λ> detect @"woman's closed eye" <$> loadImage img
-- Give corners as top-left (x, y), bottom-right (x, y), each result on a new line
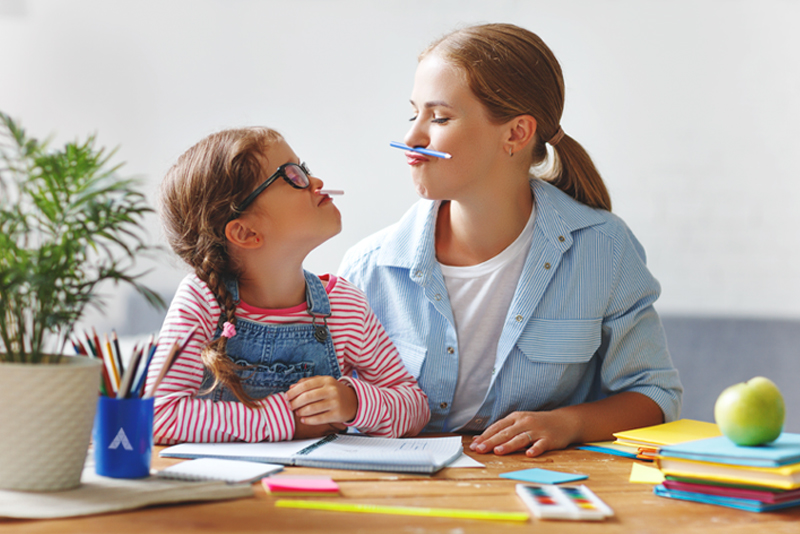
top-left (407, 115), bottom-right (451, 124)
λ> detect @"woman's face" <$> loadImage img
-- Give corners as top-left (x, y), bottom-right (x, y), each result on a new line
top-left (403, 53), bottom-right (508, 201)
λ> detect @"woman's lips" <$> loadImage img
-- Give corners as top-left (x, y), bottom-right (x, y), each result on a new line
top-left (406, 152), bottom-right (429, 165)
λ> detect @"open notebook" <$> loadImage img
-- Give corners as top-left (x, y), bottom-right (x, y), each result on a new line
top-left (160, 435), bottom-right (463, 475)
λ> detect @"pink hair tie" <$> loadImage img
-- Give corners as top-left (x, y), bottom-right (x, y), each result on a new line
top-left (221, 321), bottom-right (237, 339)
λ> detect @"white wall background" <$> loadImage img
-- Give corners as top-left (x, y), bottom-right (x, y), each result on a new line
top-left (2, 0), bottom-right (799, 335)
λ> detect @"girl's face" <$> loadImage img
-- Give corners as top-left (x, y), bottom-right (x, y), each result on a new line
top-left (244, 139), bottom-right (341, 253)
top-left (403, 53), bottom-right (509, 201)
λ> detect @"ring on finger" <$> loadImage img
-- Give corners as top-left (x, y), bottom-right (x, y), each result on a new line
top-left (523, 431), bottom-right (533, 445)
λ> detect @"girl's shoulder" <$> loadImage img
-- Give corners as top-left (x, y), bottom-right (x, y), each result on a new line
top-left (321, 274), bottom-right (371, 312)
top-left (171, 273), bottom-right (221, 314)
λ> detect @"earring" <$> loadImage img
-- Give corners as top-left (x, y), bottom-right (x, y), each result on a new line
top-left (508, 147), bottom-right (514, 157)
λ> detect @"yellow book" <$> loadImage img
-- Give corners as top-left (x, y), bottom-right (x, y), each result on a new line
top-left (613, 419), bottom-right (721, 448)
top-left (657, 457), bottom-right (800, 490)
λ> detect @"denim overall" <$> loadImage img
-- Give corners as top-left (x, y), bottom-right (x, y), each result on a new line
top-left (197, 270), bottom-right (340, 402)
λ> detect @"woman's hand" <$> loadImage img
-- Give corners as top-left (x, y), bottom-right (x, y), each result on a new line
top-left (469, 410), bottom-right (579, 458)
top-left (469, 393), bottom-right (664, 457)
top-left (286, 376), bottom-right (358, 426)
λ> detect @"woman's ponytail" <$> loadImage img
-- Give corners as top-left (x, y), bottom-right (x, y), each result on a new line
top-left (548, 133), bottom-right (611, 211)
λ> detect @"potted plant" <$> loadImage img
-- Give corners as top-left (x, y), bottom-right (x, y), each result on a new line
top-left (0, 111), bottom-right (164, 491)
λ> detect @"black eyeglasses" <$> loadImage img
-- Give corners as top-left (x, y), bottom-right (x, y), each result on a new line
top-left (232, 162), bottom-right (312, 217)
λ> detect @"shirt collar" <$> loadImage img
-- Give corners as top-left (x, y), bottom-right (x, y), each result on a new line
top-left (376, 179), bottom-right (607, 270)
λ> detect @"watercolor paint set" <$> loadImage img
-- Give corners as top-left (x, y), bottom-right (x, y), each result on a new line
top-left (515, 484), bottom-right (614, 521)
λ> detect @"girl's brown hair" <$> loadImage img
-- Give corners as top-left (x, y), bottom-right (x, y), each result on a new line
top-left (159, 127), bottom-right (283, 407)
top-left (422, 23), bottom-right (612, 211)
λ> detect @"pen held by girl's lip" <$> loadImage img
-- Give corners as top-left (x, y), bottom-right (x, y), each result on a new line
top-left (319, 189), bottom-right (344, 196)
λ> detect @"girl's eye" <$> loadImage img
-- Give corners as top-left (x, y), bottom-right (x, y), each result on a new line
top-left (408, 115), bottom-right (418, 122)
top-left (432, 117), bottom-right (451, 124)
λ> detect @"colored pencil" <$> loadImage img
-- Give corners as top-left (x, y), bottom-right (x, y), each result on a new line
top-left (145, 326), bottom-right (198, 398)
top-left (132, 337), bottom-right (158, 398)
top-left (117, 342), bottom-right (144, 399)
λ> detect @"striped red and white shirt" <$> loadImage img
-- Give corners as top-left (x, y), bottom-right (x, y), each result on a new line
top-left (146, 273), bottom-right (430, 444)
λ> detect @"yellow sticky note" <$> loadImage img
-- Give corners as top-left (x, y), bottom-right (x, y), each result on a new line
top-left (629, 462), bottom-right (665, 484)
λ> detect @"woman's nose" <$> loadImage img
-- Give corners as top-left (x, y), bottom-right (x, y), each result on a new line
top-left (404, 118), bottom-right (429, 149)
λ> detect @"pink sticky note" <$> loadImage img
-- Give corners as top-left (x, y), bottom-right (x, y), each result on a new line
top-left (262, 477), bottom-right (339, 493)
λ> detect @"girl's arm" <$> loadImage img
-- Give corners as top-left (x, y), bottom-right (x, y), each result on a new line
top-left (323, 281), bottom-right (431, 438)
top-left (147, 276), bottom-right (296, 444)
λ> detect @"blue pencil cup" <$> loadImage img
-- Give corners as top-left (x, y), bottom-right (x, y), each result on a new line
top-left (93, 396), bottom-right (154, 478)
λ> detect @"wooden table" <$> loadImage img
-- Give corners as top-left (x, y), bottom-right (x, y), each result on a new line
top-left (2, 436), bottom-right (798, 533)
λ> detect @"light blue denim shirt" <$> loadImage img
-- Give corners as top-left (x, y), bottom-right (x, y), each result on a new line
top-left (339, 179), bottom-right (682, 433)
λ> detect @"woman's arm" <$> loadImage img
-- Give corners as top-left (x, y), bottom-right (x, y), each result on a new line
top-left (470, 391), bottom-right (663, 457)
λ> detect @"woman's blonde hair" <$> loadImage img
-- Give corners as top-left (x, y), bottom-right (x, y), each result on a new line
top-left (159, 127), bottom-right (283, 407)
top-left (422, 23), bottom-right (612, 211)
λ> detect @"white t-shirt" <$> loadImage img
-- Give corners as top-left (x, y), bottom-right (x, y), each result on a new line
top-left (439, 206), bottom-right (536, 430)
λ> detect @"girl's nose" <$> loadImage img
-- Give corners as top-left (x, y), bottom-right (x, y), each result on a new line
top-left (309, 175), bottom-right (324, 190)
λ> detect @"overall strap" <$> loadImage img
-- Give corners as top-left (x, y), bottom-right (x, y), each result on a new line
top-left (303, 270), bottom-right (332, 343)
top-left (303, 270), bottom-right (331, 317)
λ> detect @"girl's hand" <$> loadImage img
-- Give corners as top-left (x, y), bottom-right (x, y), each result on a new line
top-left (292, 415), bottom-right (346, 440)
top-left (469, 410), bottom-right (579, 458)
top-left (286, 376), bottom-right (358, 426)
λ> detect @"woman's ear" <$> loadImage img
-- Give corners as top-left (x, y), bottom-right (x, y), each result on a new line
top-left (505, 115), bottom-right (537, 155)
top-left (225, 218), bottom-right (262, 249)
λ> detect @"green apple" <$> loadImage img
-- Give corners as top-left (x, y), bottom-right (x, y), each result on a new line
top-left (714, 376), bottom-right (785, 446)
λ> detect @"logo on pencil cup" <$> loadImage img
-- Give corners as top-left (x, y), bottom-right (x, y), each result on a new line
top-left (108, 428), bottom-right (134, 451)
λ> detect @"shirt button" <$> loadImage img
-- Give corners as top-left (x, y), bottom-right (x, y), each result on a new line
top-left (434, 294), bottom-right (442, 301)
top-left (447, 346), bottom-right (455, 354)
top-left (558, 236), bottom-right (565, 242)
top-left (414, 270), bottom-right (423, 278)
top-left (515, 314), bottom-right (523, 322)
top-left (492, 368), bottom-right (496, 375)
top-left (439, 402), bottom-right (448, 409)
top-left (544, 262), bottom-right (551, 270)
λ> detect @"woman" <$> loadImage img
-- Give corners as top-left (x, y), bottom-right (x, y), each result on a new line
top-left (339, 23), bottom-right (682, 457)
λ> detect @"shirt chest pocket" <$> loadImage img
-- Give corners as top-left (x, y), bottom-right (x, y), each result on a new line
top-left (516, 318), bottom-right (602, 364)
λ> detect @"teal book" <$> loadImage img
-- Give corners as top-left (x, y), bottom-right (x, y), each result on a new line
top-left (654, 484), bottom-right (800, 513)
top-left (658, 433), bottom-right (800, 468)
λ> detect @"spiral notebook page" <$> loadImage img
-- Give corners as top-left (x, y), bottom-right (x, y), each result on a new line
top-left (302, 435), bottom-right (462, 466)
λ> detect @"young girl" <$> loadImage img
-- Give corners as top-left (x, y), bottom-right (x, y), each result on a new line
top-left (148, 127), bottom-right (430, 444)
top-left (340, 23), bottom-right (682, 457)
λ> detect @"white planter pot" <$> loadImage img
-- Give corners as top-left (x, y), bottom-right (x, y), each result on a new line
top-left (0, 357), bottom-right (101, 491)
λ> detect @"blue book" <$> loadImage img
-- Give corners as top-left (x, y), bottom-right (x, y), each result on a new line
top-left (654, 484), bottom-right (800, 513)
top-left (659, 433), bottom-right (800, 468)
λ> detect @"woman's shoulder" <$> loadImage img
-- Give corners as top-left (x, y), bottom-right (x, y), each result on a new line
top-left (340, 199), bottom-right (435, 270)
top-left (533, 179), bottom-right (637, 243)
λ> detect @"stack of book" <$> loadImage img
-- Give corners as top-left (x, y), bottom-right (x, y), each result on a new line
top-left (654, 433), bottom-right (800, 512)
